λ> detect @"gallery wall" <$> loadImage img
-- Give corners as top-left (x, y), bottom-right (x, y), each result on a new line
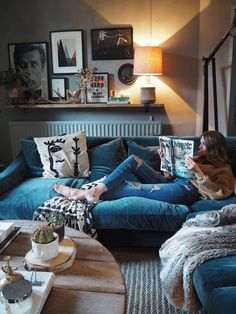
top-left (0, 0), bottom-right (235, 163)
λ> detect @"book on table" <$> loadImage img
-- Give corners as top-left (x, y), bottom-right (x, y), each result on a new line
top-left (0, 221), bottom-right (21, 254)
top-left (159, 136), bottom-right (195, 179)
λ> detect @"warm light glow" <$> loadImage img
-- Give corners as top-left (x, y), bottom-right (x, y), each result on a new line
top-left (133, 46), bottom-right (162, 75)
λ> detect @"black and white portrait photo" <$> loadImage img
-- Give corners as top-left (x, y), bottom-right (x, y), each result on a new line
top-left (8, 42), bottom-right (49, 103)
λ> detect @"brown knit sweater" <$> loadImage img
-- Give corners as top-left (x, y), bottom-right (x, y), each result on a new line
top-left (190, 155), bottom-right (235, 200)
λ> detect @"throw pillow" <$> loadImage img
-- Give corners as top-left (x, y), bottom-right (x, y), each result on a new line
top-left (21, 138), bottom-right (43, 177)
top-left (126, 139), bottom-right (161, 170)
top-left (34, 130), bottom-right (90, 179)
top-left (88, 138), bottom-right (127, 182)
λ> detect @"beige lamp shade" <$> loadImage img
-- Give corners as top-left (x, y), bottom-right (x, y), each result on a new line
top-left (133, 46), bottom-right (162, 75)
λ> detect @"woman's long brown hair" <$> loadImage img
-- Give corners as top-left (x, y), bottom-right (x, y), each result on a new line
top-left (201, 130), bottom-right (229, 163)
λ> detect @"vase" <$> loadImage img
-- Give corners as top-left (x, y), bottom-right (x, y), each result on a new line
top-left (80, 89), bottom-right (87, 104)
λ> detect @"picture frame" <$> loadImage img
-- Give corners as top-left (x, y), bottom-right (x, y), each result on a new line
top-left (51, 77), bottom-right (67, 100)
top-left (50, 30), bottom-right (84, 74)
top-left (91, 27), bottom-right (133, 60)
top-left (86, 72), bottom-right (109, 103)
top-left (8, 42), bottom-right (49, 104)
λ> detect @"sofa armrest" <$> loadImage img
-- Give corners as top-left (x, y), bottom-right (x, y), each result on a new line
top-left (0, 151), bottom-right (27, 195)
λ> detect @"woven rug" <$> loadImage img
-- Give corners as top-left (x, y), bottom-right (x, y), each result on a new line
top-left (110, 247), bottom-right (206, 314)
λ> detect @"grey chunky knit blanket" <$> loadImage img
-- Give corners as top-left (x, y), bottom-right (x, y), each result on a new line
top-left (159, 204), bottom-right (236, 313)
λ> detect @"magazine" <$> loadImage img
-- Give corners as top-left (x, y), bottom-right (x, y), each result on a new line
top-left (159, 136), bottom-right (195, 179)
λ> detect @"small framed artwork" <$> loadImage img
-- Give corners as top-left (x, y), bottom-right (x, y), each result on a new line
top-left (51, 77), bottom-right (67, 100)
top-left (50, 30), bottom-right (84, 74)
top-left (8, 42), bottom-right (49, 104)
top-left (91, 27), bottom-right (133, 60)
top-left (86, 72), bottom-right (109, 103)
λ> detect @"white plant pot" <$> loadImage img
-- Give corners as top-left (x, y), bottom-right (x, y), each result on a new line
top-left (31, 232), bottom-right (59, 261)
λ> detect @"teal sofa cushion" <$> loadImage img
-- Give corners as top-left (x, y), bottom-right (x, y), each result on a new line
top-left (21, 138), bottom-right (43, 177)
top-left (0, 177), bottom-right (88, 220)
top-left (193, 256), bottom-right (236, 312)
top-left (207, 287), bottom-right (236, 314)
top-left (88, 138), bottom-right (126, 182)
top-left (126, 139), bottom-right (161, 170)
top-left (92, 196), bottom-right (189, 232)
top-left (190, 194), bottom-right (236, 212)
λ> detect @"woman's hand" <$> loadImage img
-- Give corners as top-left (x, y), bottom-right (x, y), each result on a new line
top-left (185, 156), bottom-right (205, 180)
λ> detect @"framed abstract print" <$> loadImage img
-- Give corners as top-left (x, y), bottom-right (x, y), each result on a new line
top-left (50, 30), bottom-right (84, 74)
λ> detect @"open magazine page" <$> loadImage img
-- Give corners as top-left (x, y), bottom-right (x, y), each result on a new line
top-left (172, 138), bottom-right (195, 178)
top-left (159, 136), bottom-right (174, 176)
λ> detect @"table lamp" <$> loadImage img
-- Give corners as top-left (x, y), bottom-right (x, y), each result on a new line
top-left (133, 46), bottom-right (162, 106)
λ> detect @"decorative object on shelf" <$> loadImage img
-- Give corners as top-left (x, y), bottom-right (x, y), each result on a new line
top-left (31, 226), bottom-right (59, 261)
top-left (66, 89), bottom-right (80, 103)
top-left (118, 63), bottom-right (137, 85)
top-left (8, 42), bottom-right (49, 104)
top-left (50, 30), bottom-right (84, 74)
top-left (75, 68), bottom-right (95, 104)
top-left (108, 94), bottom-right (130, 104)
top-left (134, 46), bottom-right (162, 106)
top-left (47, 212), bottom-right (65, 242)
top-left (86, 72), bottom-right (109, 103)
top-left (91, 27), bottom-right (133, 60)
top-left (0, 69), bottom-right (24, 98)
top-left (51, 77), bottom-right (67, 101)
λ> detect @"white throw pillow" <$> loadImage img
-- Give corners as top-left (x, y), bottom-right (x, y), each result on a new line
top-left (34, 130), bottom-right (90, 179)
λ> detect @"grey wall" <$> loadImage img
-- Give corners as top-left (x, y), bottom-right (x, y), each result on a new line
top-left (0, 0), bottom-right (205, 163)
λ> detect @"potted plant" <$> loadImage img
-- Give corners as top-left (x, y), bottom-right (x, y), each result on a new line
top-left (31, 226), bottom-right (59, 261)
top-left (0, 69), bottom-right (23, 98)
top-left (47, 212), bottom-right (65, 242)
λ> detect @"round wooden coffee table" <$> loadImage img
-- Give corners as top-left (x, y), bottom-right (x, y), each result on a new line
top-left (0, 220), bottom-right (126, 314)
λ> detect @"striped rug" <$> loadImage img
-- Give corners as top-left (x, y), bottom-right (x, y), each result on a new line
top-left (110, 247), bottom-right (205, 314)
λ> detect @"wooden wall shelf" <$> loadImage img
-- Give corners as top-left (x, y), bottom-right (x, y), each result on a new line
top-left (10, 103), bottom-right (164, 109)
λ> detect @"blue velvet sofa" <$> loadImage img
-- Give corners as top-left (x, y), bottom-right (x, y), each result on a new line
top-left (1, 135), bottom-right (236, 314)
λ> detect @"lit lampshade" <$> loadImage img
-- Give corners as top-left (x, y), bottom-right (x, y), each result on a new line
top-left (133, 46), bottom-right (162, 105)
top-left (133, 46), bottom-right (162, 75)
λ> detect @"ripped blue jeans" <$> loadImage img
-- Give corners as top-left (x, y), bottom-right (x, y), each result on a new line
top-left (100, 155), bottom-right (200, 205)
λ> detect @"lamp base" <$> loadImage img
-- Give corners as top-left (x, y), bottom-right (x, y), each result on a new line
top-left (140, 87), bottom-right (156, 105)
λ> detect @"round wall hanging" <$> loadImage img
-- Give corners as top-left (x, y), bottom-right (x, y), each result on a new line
top-left (118, 63), bottom-right (137, 85)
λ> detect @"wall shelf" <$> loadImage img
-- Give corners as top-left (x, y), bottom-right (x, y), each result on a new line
top-left (10, 103), bottom-right (164, 109)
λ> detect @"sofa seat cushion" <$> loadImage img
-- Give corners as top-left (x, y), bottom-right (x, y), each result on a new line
top-left (193, 256), bottom-right (236, 310)
top-left (0, 177), bottom-right (88, 220)
top-left (92, 196), bottom-right (189, 231)
top-left (190, 194), bottom-right (236, 212)
top-left (207, 286), bottom-right (236, 314)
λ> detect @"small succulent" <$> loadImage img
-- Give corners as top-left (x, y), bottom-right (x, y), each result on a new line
top-left (32, 226), bottom-right (55, 244)
top-left (47, 212), bottom-right (65, 228)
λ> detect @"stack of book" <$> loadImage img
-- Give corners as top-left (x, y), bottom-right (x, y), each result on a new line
top-left (0, 222), bottom-right (21, 254)
top-left (107, 96), bottom-right (130, 104)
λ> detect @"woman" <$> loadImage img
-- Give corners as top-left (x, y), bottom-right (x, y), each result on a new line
top-left (54, 130), bottom-right (235, 205)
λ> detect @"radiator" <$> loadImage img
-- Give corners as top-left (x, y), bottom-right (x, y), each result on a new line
top-left (9, 120), bottom-right (161, 158)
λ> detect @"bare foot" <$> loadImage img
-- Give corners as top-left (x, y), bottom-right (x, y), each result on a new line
top-left (85, 183), bottom-right (107, 203)
top-left (54, 184), bottom-right (86, 201)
